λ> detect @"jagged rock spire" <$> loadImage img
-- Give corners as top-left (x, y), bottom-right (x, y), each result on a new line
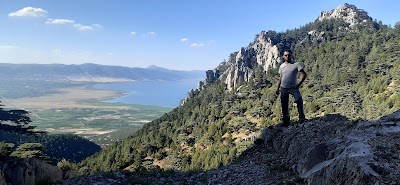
top-left (316, 3), bottom-right (372, 27)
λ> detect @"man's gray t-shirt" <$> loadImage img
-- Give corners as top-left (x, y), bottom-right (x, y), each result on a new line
top-left (279, 61), bottom-right (303, 88)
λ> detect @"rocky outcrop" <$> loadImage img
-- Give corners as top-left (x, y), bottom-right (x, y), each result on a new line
top-left (61, 172), bottom-right (128, 185)
top-left (252, 32), bottom-right (281, 71)
top-left (317, 3), bottom-right (371, 28)
top-left (258, 110), bottom-right (400, 185)
top-left (0, 158), bottom-right (63, 185)
top-left (224, 32), bottom-right (280, 91)
top-left (224, 48), bottom-right (254, 91)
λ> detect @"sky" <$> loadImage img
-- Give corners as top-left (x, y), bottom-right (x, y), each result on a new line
top-left (0, 0), bottom-right (399, 71)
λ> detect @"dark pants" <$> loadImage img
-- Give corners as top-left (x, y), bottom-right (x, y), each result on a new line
top-left (280, 87), bottom-right (305, 123)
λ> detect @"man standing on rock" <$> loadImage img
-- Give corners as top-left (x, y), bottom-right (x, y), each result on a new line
top-left (276, 49), bottom-right (307, 126)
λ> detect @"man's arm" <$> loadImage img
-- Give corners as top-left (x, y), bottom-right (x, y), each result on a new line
top-left (296, 69), bottom-right (307, 88)
top-left (276, 74), bottom-right (282, 95)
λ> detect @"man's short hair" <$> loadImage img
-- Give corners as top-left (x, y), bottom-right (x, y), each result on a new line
top-left (283, 49), bottom-right (292, 54)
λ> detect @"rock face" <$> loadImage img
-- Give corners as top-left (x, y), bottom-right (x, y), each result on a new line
top-left (0, 158), bottom-right (63, 185)
top-left (224, 32), bottom-right (280, 91)
top-left (317, 3), bottom-right (371, 27)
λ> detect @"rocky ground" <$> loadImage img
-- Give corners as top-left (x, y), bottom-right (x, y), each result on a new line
top-left (61, 110), bottom-right (400, 185)
top-left (61, 145), bottom-right (303, 185)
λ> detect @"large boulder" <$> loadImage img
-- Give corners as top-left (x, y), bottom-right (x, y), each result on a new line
top-left (1, 158), bottom-right (63, 185)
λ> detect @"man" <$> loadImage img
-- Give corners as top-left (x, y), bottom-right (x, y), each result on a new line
top-left (276, 49), bottom-right (307, 126)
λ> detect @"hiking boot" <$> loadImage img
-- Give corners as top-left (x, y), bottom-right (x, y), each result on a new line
top-left (281, 121), bottom-right (290, 127)
top-left (254, 138), bottom-right (265, 145)
top-left (299, 117), bottom-right (307, 123)
top-left (282, 117), bottom-right (290, 127)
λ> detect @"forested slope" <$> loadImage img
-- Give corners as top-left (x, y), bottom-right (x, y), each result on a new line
top-left (80, 4), bottom-right (400, 173)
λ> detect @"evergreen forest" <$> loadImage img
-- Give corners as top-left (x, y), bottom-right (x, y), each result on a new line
top-left (79, 14), bottom-right (400, 173)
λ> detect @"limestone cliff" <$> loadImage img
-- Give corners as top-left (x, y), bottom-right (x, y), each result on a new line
top-left (223, 32), bottom-right (280, 91)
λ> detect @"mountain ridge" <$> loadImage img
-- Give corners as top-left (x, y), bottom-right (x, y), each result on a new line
top-left (0, 63), bottom-right (205, 81)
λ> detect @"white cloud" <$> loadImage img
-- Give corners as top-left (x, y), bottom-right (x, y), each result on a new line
top-left (139, 32), bottom-right (156, 38)
top-left (190, 43), bottom-right (205, 47)
top-left (73, 23), bottom-right (102, 31)
top-left (0, 45), bottom-right (19, 49)
top-left (73, 24), bottom-right (92, 31)
top-left (45, 19), bottom-right (102, 31)
top-left (45, 18), bottom-right (75, 24)
top-left (9, 7), bottom-right (48, 17)
top-left (131, 32), bottom-right (137, 36)
top-left (92, 24), bottom-right (103, 28)
top-left (180, 38), bottom-right (188, 42)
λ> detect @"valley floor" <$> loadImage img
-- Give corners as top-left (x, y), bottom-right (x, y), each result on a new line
top-left (5, 87), bottom-right (128, 109)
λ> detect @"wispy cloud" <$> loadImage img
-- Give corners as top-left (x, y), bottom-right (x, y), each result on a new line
top-left (73, 23), bottom-right (102, 31)
top-left (9, 7), bottom-right (48, 17)
top-left (92, 24), bottom-right (103, 28)
top-left (0, 45), bottom-right (19, 49)
top-left (131, 32), bottom-right (156, 38)
top-left (190, 43), bottom-right (205, 47)
top-left (45, 18), bottom-right (101, 31)
top-left (180, 38), bottom-right (188, 42)
top-left (45, 18), bottom-right (75, 24)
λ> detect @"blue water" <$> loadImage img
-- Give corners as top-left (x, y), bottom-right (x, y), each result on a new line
top-left (92, 80), bottom-right (200, 107)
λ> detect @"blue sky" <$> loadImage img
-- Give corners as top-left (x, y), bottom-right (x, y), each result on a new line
top-left (0, 0), bottom-right (398, 70)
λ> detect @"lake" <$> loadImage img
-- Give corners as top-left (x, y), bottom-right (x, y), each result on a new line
top-left (92, 80), bottom-right (200, 107)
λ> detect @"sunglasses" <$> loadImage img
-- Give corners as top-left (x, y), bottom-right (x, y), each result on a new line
top-left (283, 54), bottom-right (291, 57)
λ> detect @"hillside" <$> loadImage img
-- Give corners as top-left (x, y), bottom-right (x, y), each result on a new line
top-left (64, 110), bottom-right (400, 185)
top-left (77, 3), bottom-right (400, 183)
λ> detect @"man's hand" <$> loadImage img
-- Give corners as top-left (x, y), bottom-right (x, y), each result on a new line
top-left (275, 89), bottom-right (280, 95)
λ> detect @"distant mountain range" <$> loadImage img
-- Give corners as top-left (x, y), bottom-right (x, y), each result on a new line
top-left (0, 63), bottom-right (205, 81)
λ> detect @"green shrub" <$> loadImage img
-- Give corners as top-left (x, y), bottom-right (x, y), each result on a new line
top-left (57, 158), bottom-right (78, 172)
